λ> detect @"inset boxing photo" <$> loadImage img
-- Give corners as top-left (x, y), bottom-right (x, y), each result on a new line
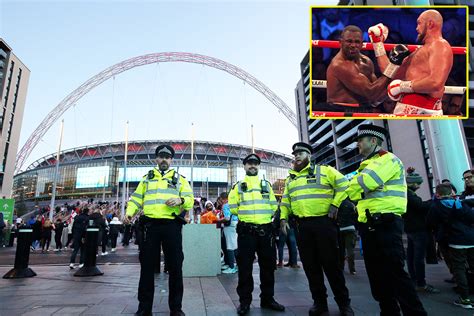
top-left (310, 6), bottom-right (468, 119)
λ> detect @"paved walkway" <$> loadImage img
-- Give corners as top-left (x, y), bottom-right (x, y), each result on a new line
top-left (0, 245), bottom-right (472, 315)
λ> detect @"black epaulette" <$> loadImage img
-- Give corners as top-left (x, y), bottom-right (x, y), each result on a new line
top-left (147, 170), bottom-right (155, 180)
top-left (231, 182), bottom-right (239, 190)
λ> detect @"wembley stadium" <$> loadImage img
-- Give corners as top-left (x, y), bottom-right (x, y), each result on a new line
top-left (12, 140), bottom-right (293, 203)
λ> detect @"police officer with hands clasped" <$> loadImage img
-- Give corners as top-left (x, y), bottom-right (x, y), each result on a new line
top-left (280, 142), bottom-right (354, 316)
top-left (127, 144), bottom-right (194, 316)
top-left (228, 153), bottom-right (285, 315)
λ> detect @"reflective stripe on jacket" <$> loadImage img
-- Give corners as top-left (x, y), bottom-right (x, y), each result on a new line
top-left (228, 175), bottom-right (277, 224)
top-left (347, 151), bottom-right (407, 223)
top-left (126, 168), bottom-right (194, 219)
top-left (280, 163), bottom-right (348, 219)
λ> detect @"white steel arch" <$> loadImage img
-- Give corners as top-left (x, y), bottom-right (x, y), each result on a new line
top-left (15, 52), bottom-right (297, 174)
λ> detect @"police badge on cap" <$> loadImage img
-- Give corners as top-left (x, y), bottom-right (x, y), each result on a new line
top-left (155, 145), bottom-right (175, 158)
top-left (356, 124), bottom-right (387, 141)
top-left (291, 142), bottom-right (312, 155)
top-left (243, 153), bottom-right (261, 165)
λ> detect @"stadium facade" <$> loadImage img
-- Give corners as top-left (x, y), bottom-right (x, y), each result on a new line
top-left (12, 140), bottom-right (292, 203)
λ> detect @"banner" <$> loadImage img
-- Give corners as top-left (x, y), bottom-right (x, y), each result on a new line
top-left (0, 198), bottom-right (15, 225)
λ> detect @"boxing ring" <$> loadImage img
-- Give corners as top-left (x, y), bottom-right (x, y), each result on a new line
top-left (311, 40), bottom-right (468, 118)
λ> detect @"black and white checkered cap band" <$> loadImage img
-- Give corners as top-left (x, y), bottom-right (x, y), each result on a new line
top-left (158, 147), bottom-right (172, 155)
top-left (293, 145), bottom-right (311, 154)
top-left (358, 130), bottom-right (385, 140)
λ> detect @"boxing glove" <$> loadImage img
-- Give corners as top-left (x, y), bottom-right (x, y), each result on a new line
top-left (388, 80), bottom-right (414, 101)
top-left (368, 23), bottom-right (389, 57)
top-left (383, 44), bottom-right (410, 78)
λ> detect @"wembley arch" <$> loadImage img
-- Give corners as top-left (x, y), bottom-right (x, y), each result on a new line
top-left (15, 52), bottom-right (297, 174)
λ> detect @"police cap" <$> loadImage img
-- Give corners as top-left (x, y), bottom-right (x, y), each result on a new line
top-left (292, 142), bottom-right (312, 155)
top-left (155, 144), bottom-right (175, 158)
top-left (243, 153), bottom-right (261, 165)
top-left (356, 124), bottom-right (387, 141)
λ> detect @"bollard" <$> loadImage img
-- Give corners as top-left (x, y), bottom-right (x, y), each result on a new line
top-left (3, 226), bottom-right (36, 278)
top-left (74, 220), bottom-right (103, 277)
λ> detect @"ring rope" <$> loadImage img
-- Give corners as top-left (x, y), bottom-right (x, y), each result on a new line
top-left (312, 80), bottom-right (466, 95)
top-left (312, 40), bottom-right (466, 55)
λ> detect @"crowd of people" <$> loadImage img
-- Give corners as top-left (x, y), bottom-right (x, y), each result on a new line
top-left (0, 200), bottom-right (141, 268)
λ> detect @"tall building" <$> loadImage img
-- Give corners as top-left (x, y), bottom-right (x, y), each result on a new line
top-left (0, 39), bottom-right (30, 198)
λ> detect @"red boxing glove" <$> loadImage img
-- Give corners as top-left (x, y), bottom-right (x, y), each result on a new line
top-left (388, 80), bottom-right (414, 101)
top-left (368, 23), bottom-right (389, 57)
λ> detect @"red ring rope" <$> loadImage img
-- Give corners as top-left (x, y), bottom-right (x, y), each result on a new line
top-left (312, 40), bottom-right (466, 55)
top-left (311, 111), bottom-right (463, 118)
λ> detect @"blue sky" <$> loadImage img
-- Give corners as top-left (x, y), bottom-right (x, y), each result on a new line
top-left (2, 0), bottom-right (339, 169)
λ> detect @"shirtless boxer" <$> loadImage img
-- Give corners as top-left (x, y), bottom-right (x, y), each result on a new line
top-left (370, 10), bottom-right (454, 115)
top-left (325, 25), bottom-right (409, 113)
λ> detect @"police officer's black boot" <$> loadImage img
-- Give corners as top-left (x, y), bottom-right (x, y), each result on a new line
top-left (260, 298), bottom-right (285, 311)
top-left (236, 304), bottom-right (250, 315)
top-left (339, 305), bottom-right (355, 316)
top-left (134, 309), bottom-right (152, 316)
top-left (309, 303), bottom-right (329, 316)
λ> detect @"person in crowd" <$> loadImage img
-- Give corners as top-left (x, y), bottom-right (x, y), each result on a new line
top-left (277, 213), bottom-right (299, 269)
top-left (337, 198), bottom-right (357, 275)
top-left (41, 218), bottom-right (54, 253)
top-left (346, 124), bottom-right (426, 315)
top-left (122, 217), bottom-right (132, 247)
top-left (442, 178), bottom-right (458, 195)
top-left (193, 200), bottom-right (202, 224)
top-left (64, 215), bottom-right (74, 249)
top-left (89, 208), bottom-right (106, 255)
top-left (109, 216), bottom-right (122, 252)
top-left (8, 219), bottom-right (17, 247)
top-left (0, 212), bottom-right (5, 247)
top-left (427, 183), bottom-right (474, 309)
top-left (69, 207), bottom-right (89, 269)
top-left (460, 169), bottom-right (474, 202)
top-left (280, 142), bottom-right (353, 316)
top-left (53, 218), bottom-right (65, 251)
top-left (229, 153), bottom-right (285, 315)
top-left (403, 167), bottom-right (440, 294)
top-left (27, 215), bottom-right (35, 226)
top-left (221, 192), bottom-right (239, 274)
top-left (100, 212), bottom-right (109, 256)
top-left (31, 215), bottom-right (42, 251)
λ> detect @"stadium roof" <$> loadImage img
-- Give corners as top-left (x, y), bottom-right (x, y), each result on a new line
top-left (26, 140), bottom-right (293, 172)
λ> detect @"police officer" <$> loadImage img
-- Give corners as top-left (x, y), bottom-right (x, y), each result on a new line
top-left (346, 124), bottom-right (427, 315)
top-left (127, 144), bottom-right (194, 316)
top-left (228, 153), bottom-right (285, 315)
top-left (280, 142), bottom-right (354, 316)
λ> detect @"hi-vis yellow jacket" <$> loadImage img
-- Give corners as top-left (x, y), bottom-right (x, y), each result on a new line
top-left (228, 175), bottom-right (278, 224)
top-left (280, 163), bottom-right (348, 220)
top-left (346, 150), bottom-right (407, 223)
top-left (126, 168), bottom-right (194, 219)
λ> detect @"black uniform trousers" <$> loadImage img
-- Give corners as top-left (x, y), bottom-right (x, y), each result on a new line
top-left (296, 216), bottom-right (351, 308)
top-left (236, 222), bottom-right (276, 305)
top-left (138, 219), bottom-right (184, 313)
top-left (359, 216), bottom-right (427, 316)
